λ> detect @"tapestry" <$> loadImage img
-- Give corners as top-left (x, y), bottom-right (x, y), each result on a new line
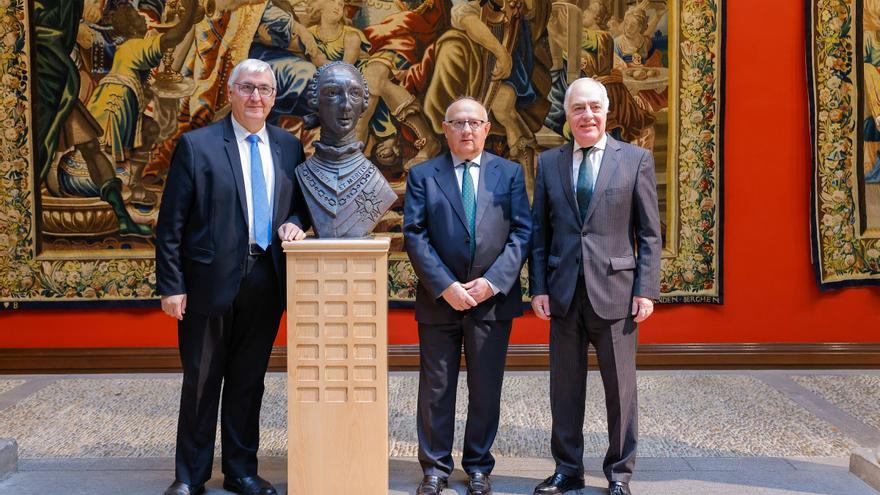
top-left (0, 0), bottom-right (723, 308)
top-left (808, 0), bottom-right (880, 289)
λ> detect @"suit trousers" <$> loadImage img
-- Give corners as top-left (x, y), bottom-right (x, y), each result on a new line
top-left (549, 278), bottom-right (639, 483)
top-left (174, 252), bottom-right (283, 486)
top-left (417, 317), bottom-right (512, 478)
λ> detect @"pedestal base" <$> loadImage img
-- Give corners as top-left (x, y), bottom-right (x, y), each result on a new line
top-left (0, 438), bottom-right (17, 479)
top-left (850, 448), bottom-right (880, 491)
top-left (283, 238), bottom-right (390, 494)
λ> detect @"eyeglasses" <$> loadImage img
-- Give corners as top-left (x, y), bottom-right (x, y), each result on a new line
top-left (445, 119), bottom-right (487, 131)
top-left (234, 82), bottom-right (276, 97)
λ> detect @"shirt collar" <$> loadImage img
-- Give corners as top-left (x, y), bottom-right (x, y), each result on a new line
top-left (231, 115), bottom-right (269, 144)
top-left (572, 133), bottom-right (608, 154)
top-left (451, 152), bottom-right (482, 168)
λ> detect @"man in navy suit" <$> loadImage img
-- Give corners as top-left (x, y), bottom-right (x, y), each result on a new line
top-left (529, 77), bottom-right (661, 495)
top-left (403, 97), bottom-right (532, 495)
top-left (156, 59), bottom-right (310, 495)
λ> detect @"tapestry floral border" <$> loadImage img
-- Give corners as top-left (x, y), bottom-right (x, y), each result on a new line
top-left (807, 0), bottom-right (880, 289)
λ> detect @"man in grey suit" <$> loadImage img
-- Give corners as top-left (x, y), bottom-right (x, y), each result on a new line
top-left (529, 78), bottom-right (662, 495)
top-left (404, 97), bottom-right (532, 495)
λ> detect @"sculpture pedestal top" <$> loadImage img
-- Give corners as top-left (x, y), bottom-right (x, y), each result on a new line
top-left (282, 236), bottom-right (391, 252)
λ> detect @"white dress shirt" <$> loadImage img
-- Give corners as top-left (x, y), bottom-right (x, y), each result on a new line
top-left (451, 152), bottom-right (482, 194)
top-left (231, 116), bottom-right (275, 244)
top-left (571, 133), bottom-right (607, 195)
top-left (450, 152), bottom-right (500, 295)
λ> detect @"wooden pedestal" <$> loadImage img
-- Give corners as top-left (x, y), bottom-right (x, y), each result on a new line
top-left (283, 238), bottom-right (390, 494)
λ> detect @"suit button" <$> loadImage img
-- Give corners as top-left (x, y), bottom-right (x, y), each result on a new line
top-left (582, 232), bottom-right (587, 237)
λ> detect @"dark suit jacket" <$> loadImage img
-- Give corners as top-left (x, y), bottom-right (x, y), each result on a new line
top-left (403, 152), bottom-right (532, 324)
top-left (156, 116), bottom-right (310, 316)
top-left (529, 135), bottom-right (661, 320)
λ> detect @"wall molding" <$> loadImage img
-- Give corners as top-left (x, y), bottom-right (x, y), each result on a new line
top-left (0, 343), bottom-right (878, 374)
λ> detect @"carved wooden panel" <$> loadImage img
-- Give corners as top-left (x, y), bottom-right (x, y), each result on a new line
top-left (285, 238), bottom-right (390, 493)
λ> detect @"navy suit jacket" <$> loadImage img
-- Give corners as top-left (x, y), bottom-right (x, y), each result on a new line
top-left (155, 116), bottom-right (310, 316)
top-left (403, 152), bottom-right (532, 323)
top-left (529, 135), bottom-right (661, 320)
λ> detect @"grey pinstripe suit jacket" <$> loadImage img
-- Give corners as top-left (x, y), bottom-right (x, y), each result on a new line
top-left (529, 135), bottom-right (662, 320)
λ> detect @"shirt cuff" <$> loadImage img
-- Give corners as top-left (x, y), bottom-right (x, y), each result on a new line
top-left (484, 277), bottom-right (501, 295)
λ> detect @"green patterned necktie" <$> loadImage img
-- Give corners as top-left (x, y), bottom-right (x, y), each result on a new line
top-left (461, 160), bottom-right (477, 260)
top-left (576, 147), bottom-right (594, 222)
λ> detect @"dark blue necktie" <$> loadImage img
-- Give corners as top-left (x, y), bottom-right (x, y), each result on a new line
top-left (461, 160), bottom-right (477, 260)
top-left (576, 147), bottom-right (594, 222)
top-left (246, 134), bottom-right (271, 249)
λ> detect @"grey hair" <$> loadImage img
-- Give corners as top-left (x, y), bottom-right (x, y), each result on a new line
top-left (227, 59), bottom-right (276, 90)
top-left (563, 77), bottom-right (610, 113)
top-left (444, 96), bottom-right (488, 121)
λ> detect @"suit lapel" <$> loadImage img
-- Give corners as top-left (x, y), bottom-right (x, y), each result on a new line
top-left (268, 126), bottom-right (285, 229)
top-left (474, 152), bottom-right (499, 230)
top-left (223, 117), bottom-right (249, 229)
top-left (433, 153), bottom-right (468, 230)
top-left (583, 135), bottom-right (621, 225)
top-left (556, 144), bottom-right (579, 217)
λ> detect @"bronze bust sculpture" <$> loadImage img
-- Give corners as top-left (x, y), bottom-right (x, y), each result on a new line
top-left (297, 62), bottom-right (397, 238)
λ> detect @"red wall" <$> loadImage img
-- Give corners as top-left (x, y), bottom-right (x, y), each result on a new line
top-left (1, 0), bottom-right (878, 348)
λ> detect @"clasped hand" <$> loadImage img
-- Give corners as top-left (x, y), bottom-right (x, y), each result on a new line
top-left (441, 278), bottom-right (493, 311)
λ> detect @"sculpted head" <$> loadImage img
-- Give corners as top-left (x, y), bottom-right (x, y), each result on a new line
top-left (305, 62), bottom-right (370, 146)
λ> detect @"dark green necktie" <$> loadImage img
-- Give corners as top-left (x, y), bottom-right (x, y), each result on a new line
top-left (461, 160), bottom-right (477, 260)
top-left (576, 147), bottom-right (594, 222)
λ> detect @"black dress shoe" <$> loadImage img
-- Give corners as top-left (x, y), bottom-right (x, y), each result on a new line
top-left (467, 472), bottom-right (492, 495)
top-left (533, 472), bottom-right (586, 494)
top-left (163, 480), bottom-right (205, 495)
top-left (416, 475), bottom-right (448, 495)
top-left (222, 475), bottom-right (278, 495)
top-left (609, 481), bottom-right (631, 495)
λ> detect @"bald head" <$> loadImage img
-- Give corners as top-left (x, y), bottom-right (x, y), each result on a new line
top-left (445, 97), bottom-right (489, 121)
top-left (442, 97), bottom-right (491, 161)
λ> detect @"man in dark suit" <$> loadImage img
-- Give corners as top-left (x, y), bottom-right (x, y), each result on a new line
top-left (403, 97), bottom-right (532, 495)
top-left (156, 59), bottom-right (310, 495)
top-left (529, 78), bottom-right (662, 495)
